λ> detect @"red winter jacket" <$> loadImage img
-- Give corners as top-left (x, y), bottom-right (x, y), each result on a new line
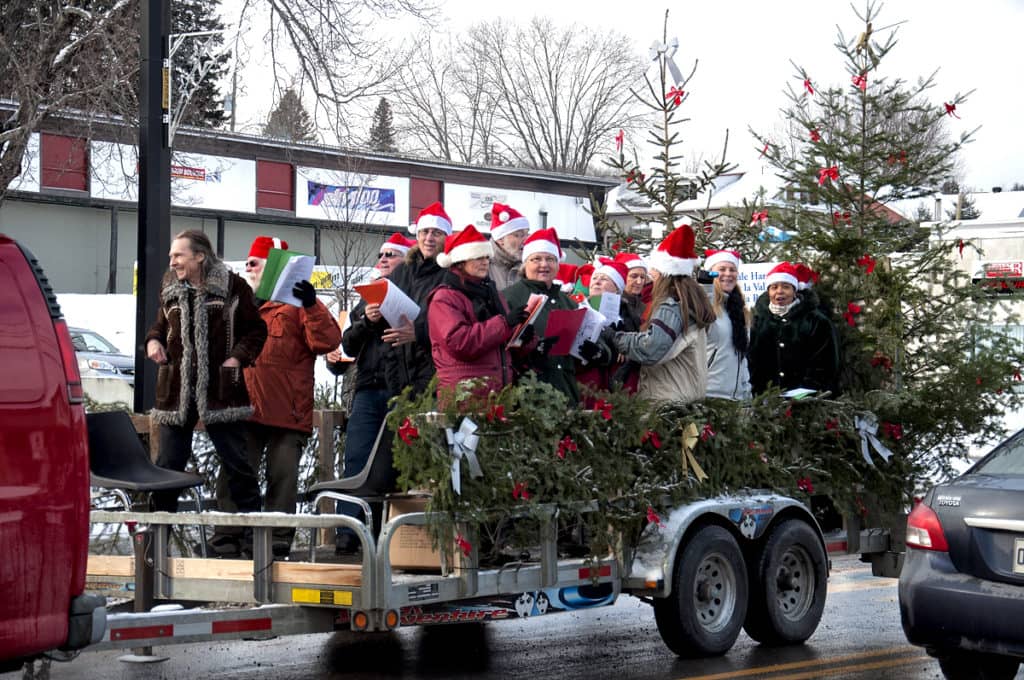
top-left (427, 285), bottom-right (515, 397)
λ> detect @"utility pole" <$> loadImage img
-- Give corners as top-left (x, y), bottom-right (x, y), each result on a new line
top-left (134, 0), bottom-right (172, 414)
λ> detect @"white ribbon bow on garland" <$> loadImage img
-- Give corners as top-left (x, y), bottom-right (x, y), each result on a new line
top-left (855, 414), bottom-right (893, 466)
top-left (648, 37), bottom-right (684, 87)
top-left (446, 418), bottom-right (483, 495)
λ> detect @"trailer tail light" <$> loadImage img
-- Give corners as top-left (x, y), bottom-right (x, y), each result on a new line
top-left (53, 319), bottom-right (85, 404)
top-left (906, 502), bottom-right (949, 552)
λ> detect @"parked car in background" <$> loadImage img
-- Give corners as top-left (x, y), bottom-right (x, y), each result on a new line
top-left (899, 430), bottom-right (1024, 680)
top-left (0, 234), bottom-right (106, 671)
top-left (70, 326), bottom-right (134, 386)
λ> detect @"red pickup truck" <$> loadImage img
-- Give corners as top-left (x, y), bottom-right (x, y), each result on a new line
top-left (0, 234), bottom-right (106, 671)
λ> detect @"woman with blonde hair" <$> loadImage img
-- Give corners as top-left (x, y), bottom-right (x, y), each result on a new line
top-left (703, 249), bottom-right (752, 400)
top-left (611, 225), bottom-right (716, 404)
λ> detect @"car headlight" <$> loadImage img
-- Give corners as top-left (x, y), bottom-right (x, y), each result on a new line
top-left (86, 359), bottom-right (117, 372)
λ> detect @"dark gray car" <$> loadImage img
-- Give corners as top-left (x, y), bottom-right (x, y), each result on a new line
top-left (69, 326), bottom-right (134, 386)
top-left (899, 431), bottom-right (1024, 680)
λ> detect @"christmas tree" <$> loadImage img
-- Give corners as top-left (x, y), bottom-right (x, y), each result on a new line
top-left (263, 87), bottom-right (317, 143)
top-left (368, 97), bottom-right (398, 153)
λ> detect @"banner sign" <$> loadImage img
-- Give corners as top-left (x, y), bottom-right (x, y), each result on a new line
top-left (171, 164), bottom-right (221, 182)
top-left (307, 182), bottom-right (395, 213)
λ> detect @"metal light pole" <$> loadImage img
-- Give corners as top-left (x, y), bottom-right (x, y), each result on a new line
top-left (134, 0), bottom-right (172, 414)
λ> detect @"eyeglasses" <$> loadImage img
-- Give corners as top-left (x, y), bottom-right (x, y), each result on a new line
top-left (245, 259), bottom-right (261, 268)
top-left (379, 251), bottom-right (400, 259)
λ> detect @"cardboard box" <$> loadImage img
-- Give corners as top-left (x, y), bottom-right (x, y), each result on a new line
top-left (387, 497), bottom-right (442, 571)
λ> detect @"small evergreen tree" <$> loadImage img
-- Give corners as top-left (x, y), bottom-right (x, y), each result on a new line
top-left (263, 88), bottom-right (316, 143)
top-left (172, 0), bottom-right (229, 128)
top-left (368, 97), bottom-right (398, 153)
top-left (946, 192), bottom-right (982, 220)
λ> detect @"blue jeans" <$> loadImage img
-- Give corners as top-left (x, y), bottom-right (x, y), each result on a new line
top-left (336, 388), bottom-right (390, 546)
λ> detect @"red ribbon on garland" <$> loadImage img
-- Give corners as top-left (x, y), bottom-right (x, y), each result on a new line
top-left (512, 481), bottom-right (532, 501)
top-left (641, 429), bottom-right (662, 449)
top-left (666, 86), bottom-right (685, 106)
top-left (487, 404), bottom-right (507, 423)
top-left (843, 302), bottom-right (862, 327)
top-left (456, 533), bottom-right (472, 558)
top-left (557, 435), bottom-right (578, 460)
top-left (700, 423), bottom-right (716, 441)
top-left (857, 254), bottom-right (876, 274)
top-left (803, 78), bottom-right (814, 95)
top-left (797, 477), bottom-right (815, 494)
top-left (810, 128), bottom-right (821, 143)
top-left (593, 399), bottom-right (613, 421)
top-left (398, 417), bottom-right (419, 444)
top-left (818, 166), bottom-right (839, 185)
top-left (646, 506), bottom-right (666, 528)
top-left (944, 102), bottom-right (960, 119)
top-left (852, 73), bottom-right (867, 90)
top-left (750, 210), bottom-right (769, 226)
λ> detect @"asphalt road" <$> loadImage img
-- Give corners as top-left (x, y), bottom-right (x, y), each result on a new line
top-left (9, 555), bottom-right (1015, 679)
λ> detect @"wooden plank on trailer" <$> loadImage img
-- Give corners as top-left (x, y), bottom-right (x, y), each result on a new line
top-left (88, 555), bottom-right (362, 587)
top-left (88, 554), bottom-right (134, 577)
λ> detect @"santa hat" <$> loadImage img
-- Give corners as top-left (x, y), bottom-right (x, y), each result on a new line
top-left (249, 235), bottom-right (288, 260)
top-left (765, 262), bottom-right (800, 288)
top-left (554, 263), bottom-right (578, 287)
top-left (704, 249), bottom-right (741, 271)
top-left (593, 257), bottom-right (629, 292)
top-left (794, 263), bottom-right (818, 290)
top-left (381, 232), bottom-right (415, 255)
top-left (648, 225), bottom-right (699, 277)
top-left (614, 251), bottom-right (648, 272)
top-left (410, 201), bottom-right (452, 235)
top-left (490, 202), bottom-right (530, 241)
top-left (576, 263), bottom-right (594, 288)
top-left (436, 225), bottom-right (493, 268)
top-left (521, 228), bottom-right (563, 262)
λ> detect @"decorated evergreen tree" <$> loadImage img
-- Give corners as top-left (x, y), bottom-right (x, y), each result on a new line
top-left (368, 97), bottom-right (398, 153)
top-left (172, 0), bottom-right (229, 128)
top-left (263, 87), bottom-right (317, 143)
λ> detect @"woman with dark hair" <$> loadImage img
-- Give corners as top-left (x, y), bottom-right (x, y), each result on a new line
top-left (703, 249), bottom-right (751, 400)
top-left (611, 225), bottom-right (716, 404)
top-left (427, 225), bottom-right (528, 404)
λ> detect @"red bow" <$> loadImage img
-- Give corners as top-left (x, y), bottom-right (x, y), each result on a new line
top-left (487, 404), bottom-right (507, 423)
top-left (957, 240), bottom-right (965, 258)
top-left (809, 128), bottom-right (821, 143)
top-left (784, 406), bottom-right (793, 419)
top-left (611, 240), bottom-right (622, 251)
top-left (456, 533), bottom-right (472, 558)
top-left (871, 351), bottom-right (893, 371)
top-left (557, 435), bottom-right (577, 460)
top-left (646, 506), bottom-right (665, 528)
top-left (944, 102), bottom-right (960, 119)
top-left (818, 166), bottom-right (839, 185)
top-left (825, 418), bottom-right (840, 433)
top-left (700, 423), bottom-right (716, 441)
top-left (797, 477), bottom-right (815, 494)
top-left (593, 399), bottom-right (613, 421)
top-left (750, 210), bottom-right (769, 226)
top-left (666, 86), bottom-right (685, 106)
top-left (760, 142), bottom-right (769, 158)
top-left (832, 211), bottom-right (851, 225)
top-left (882, 422), bottom-right (903, 441)
top-left (641, 429), bottom-right (662, 449)
top-left (857, 254), bottom-right (876, 274)
top-left (398, 417), bottom-right (419, 444)
top-left (803, 78), bottom-right (814, 95)
top-left (626, 169), bottom-right (645, 184)
top-left (843, 302), bottom-right (862, 327)
top-left (614, 128), bottom-right (624, 151)
top-left (852, 73), bottom-right (867, 91)
top-left (887, 150), bottom-right (907, 165)
top-left (512, 481), bottom-right (532, 501)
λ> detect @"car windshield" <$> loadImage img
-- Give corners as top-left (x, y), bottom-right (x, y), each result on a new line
top-left (72, 330), bottom-right (120, 354)
top-left (972, 431), bottom-right (1024, 475)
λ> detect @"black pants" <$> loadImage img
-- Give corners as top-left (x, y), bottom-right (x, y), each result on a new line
top-left (152, 402), bottom-right (260, 514)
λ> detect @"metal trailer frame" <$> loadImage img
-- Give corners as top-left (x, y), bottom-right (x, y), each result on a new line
top-left (85, 491), bottom-right (826, 651)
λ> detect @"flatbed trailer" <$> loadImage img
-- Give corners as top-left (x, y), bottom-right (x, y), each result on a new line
top-left (84, 491), bottom-right (831, 659)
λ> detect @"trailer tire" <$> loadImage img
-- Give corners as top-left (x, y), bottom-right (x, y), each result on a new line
top-left (653, 525), bottom-right (748, 657)
top-left (743, 519), bottom-right (827, 645)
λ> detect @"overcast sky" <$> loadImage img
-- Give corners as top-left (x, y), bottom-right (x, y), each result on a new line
top-left (229, 0), bottom-right (1023, 190)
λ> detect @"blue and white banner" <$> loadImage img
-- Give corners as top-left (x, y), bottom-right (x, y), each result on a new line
top-left (307, 182), bottom-right (395, 213)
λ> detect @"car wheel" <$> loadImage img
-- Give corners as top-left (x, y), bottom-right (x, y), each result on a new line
top-left (937, 650), bottom-right (1021, 680)
top-left (653, 525), bottom-right (748, 657)
top-left (744, 519), bottom-right (828, 645)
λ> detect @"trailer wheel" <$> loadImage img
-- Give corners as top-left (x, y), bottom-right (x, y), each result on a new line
top-left (743, 519), bottom-right (827, 645)
top-left (653, 525), bottom-right (748, 657)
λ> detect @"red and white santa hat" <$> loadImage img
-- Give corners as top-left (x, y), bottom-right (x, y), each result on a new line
top-left (703, 249), bottom-right (742, 271)
top-left (381, 232), bottom-right (416, 255)
top-left (648, 224), bottom-right (699, 277)
top-left (436, 224), bottom-right (493, 268)
top-left (521, 228), bottom-right (563, 262)
top-left (593, 257), bottom-right (629, 292)
top-left (490, 202), bottom-right (530, 241)
top-left (614, 251), bottom-right (648, 272)
top-left (410, 201), bottom-right (453, 235)
top-left (249, 236), bottom-right (288, 260)
top-left (794, 263), bottom-right (818, 290)
top-left (765, 261), bottom-right (800, 288)
top-left (554, 263), bottom-right (578, 287)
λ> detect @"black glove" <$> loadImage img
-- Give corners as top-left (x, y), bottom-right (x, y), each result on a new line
top-left (579, 339), bottom-right (605, 363)
top-left (293, 280), bottom-right (316, 308)
top-left (534, 336), bottom-right (559, 358)
top-left (505, 304), bottom-right (529, 327)
top-left (518, 323), bottom-right (536, 345)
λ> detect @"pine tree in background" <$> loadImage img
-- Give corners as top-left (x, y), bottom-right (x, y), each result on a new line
top-left (736, 2), bottom-right (1024, 488)
top-left (946, 192), bottom-right (982, 220)
top-left (263, 88), bottom-right (317, 143)
top-left (368, 97), bottom-right (398, 153)
top-left (172, 0), bottom-right (229, 128)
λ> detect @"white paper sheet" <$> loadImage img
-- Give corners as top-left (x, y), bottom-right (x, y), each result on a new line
top-left (270, 254), bottom-right (315, 306)
top-left (379, 280), bottom-right (421, 328)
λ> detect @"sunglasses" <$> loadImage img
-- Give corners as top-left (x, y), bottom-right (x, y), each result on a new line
top-left (379, 251), bottom-right (400, 258)
top-left (245, 259), bottom-right (262, 268)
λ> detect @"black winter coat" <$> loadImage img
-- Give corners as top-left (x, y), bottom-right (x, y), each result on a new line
top-left (748, 291), bottom-right (840, 395)
top-left (384, 246), bottom-right (447, 397)
top-left (332, 299), bottom-right (390, 393)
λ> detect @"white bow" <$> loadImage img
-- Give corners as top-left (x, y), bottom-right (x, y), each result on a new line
top-left (648, 37), bottom-right (684, 87)
top-left (446, 418), bottom-right (483, 495)
top-left (855, 414), bottom-right (893, 465)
